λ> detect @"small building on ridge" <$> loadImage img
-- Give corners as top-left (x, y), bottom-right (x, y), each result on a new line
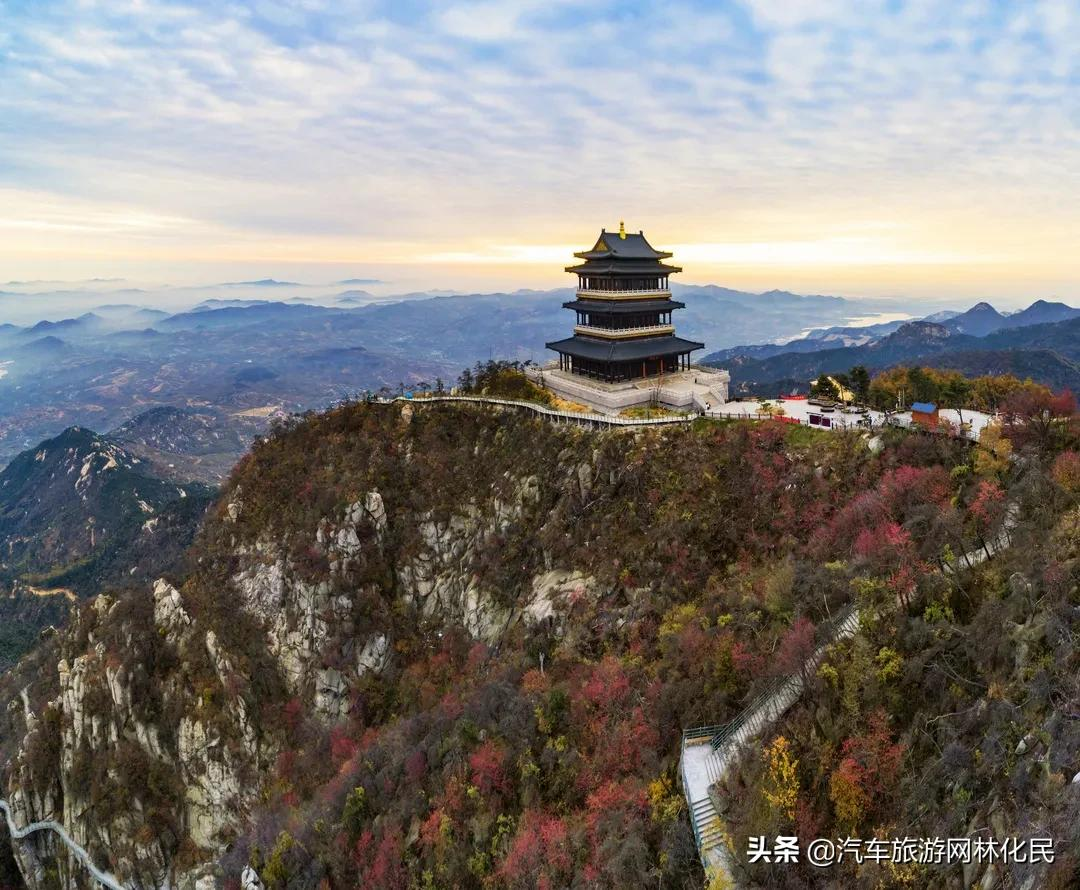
top-left (911, 401), bottom-right (939, 429)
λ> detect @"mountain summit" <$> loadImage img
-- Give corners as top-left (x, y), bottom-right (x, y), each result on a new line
top-left (943, 302), bottom-right (1006, 336)
top-left (0, 426), bottom-right (213, 596)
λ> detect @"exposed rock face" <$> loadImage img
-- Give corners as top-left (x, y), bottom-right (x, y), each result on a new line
top-left (241, 864), bottom-right (264, 890)
top-left (356, 633), bottom-right (389, 674)
top-left (313, 668), bottom-right (349, 721)
top-left (4, 582), bottom-right (265, 890)
top-left (178, 716), bottom-right (242, 850)
top-left (230, 478), bottom-right (576, 703)
top-left (2, 405), bottom-right (610, 889)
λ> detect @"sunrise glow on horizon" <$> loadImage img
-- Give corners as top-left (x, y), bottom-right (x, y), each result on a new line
top-left (1, 1), bottom-right (1077, 305)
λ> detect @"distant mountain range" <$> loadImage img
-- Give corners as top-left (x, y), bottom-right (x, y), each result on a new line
top-left (0, 287), bottom-right (1075, 665)
top-left (0, 286), bottom-right (1076, 465)
top-left (221, 278), bottom-right (301, 287)
top-left (704, 301), bottom-right (1080, 395)
top-left (941, 299), bottom-right (1080, 336)
top-left (0, 402), bottom-right (281, 667)
top-left (111, 405), bottom-right (270, 483)
top-left (0, 283), bottom-right (892, 463)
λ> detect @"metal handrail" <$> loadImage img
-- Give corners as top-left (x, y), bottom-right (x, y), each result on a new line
top-left (679, 510), bottom-right (1017, 872)
top-left (577, 288), bottom-right (671, 298)
top-left (1, 799), bottom-right (126, 890)
top-left (683, 724), bottom-right (729, 740)
top-left (706, 605), bottom-right (860, 751)
top-left (382, 394), bottom-right (695, 428)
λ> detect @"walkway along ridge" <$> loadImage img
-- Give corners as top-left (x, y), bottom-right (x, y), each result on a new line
top-left (0, 798), bottom-right (127, 890)
top-left (381, 393), bottom-right (696, 429)
top-left (380, 393), bottom-right (985, 441)
top-left (679, 506), bottom-right (1018, 886)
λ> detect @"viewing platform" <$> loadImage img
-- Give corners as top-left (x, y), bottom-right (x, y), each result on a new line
top-left (530, 363), bottom-right (730, 416)
top-left (573, 323), bottom-right (675, 339)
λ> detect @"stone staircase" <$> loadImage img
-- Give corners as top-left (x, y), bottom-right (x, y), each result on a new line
top-left (679, 604), bottom-right (858, 882)
top-left (690, 795), bottom-right (723, 850)
top-left (679, 507), bottom-right (1018, 887)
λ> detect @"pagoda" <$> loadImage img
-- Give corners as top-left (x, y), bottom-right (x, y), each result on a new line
top-left (546, 222), bottom-right (704, 382)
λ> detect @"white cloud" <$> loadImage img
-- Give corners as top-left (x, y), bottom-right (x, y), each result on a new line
top-left (742, 0), bottom-right (878, 29)
top-left (0, 0), bottom-right (1075, 296)
top-left (437, 2), bottom-right (532, 41)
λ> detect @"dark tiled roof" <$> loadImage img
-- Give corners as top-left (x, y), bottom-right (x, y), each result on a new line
top-left (545, 334), bottom-right (704, 362)
top-left (562, 298), bottom-right (686, 314)
top-left (565, 260), bottom-right (683, 275)
top-left (574, 229), bottom-right (673, 260)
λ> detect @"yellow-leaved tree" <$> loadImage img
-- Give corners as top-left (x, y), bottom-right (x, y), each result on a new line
top-left (974, 422), bottom-right (1012, 478)
top-left (762, 735), bottom-right (799, 822)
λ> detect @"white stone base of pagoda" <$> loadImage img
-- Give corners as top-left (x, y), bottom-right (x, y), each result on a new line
top-left (530, 364), bottom-right (730, 416)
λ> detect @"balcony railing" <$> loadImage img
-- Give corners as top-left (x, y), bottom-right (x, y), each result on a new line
top-left (577, 288), bottom-right (671, 299)
top-left (574, 324), bottom-right (675, 338)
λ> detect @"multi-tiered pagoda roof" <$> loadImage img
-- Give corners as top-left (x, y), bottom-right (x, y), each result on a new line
top-left (546, 224), bottom-right (703, 383)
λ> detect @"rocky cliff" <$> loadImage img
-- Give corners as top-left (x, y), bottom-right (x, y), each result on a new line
top-left (3, 398), bottom-right (1051, 889)
top-left (2, 401), bottom-right (698, 888)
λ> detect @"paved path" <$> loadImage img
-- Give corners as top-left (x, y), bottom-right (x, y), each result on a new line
top-left (386, 393), bottom-right (994, 442)
top-left (681, 507), bottom-right (1017, 885)
top-left (379, 394), bottom-right (695, 428)
top-left (0, 799), bottom-right (127, 889)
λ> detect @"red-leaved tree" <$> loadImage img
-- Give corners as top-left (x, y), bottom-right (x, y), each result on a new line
top-left (469, 739), bottom-right (509, 798)
top-left (775, 616), bottom-right (816, 684)
top-left (1001, 388), bottom-right (1077, 452)
top-left (498, 809), bottom-right (572, 890)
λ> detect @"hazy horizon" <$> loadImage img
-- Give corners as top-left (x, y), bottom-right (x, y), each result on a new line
top-left (3, 271), bottom-right (1074, 328)
top-left (2, 259), bottom-right (1076, 310)
top-left (2, 1), bottom-right (1077, 304)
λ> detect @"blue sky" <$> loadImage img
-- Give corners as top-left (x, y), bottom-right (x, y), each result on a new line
top-left (0, 0), bottom-right (1077, 302)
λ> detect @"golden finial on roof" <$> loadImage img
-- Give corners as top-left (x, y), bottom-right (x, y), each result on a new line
top-left (619, 220), bottom-right (626, 239)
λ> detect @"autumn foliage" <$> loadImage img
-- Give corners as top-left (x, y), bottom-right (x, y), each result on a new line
top-left (180, 394), bottom-right (1076, 890)
top-left (828, 710), bottom-right (905, 830)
